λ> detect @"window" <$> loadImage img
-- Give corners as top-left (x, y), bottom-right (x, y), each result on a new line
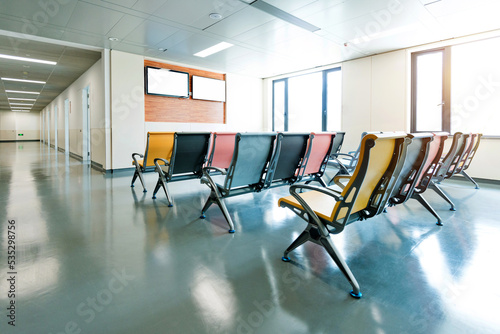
top-left (412, 37), bottom-right (500, 136)
top-left (272, 67), bottom-right (342, 132)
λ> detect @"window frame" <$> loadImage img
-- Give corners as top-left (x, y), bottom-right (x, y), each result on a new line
top-left (272, 66), bottom-right (342, 132)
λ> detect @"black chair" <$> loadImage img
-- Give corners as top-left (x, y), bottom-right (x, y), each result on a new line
top-left (263, 132), bottom-right (311, 188)
top-left (152, 132), bottom-right (211, 206)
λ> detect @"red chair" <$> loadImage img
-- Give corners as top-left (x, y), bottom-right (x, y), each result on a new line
top-left (299, 132), bottom-right (335, 187)
top-left (206, 132), bottom-right (237, 169)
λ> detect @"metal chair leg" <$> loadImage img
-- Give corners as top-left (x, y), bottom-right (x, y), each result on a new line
top-left (414, 193), bottom-right (443, 226)
top-left (320, 234), bottom-right (362, 298)
top-left (461, 171), bottom-right (480, 189)
top-left (429, 181), bottom-right (456, 211)
top-left (282, 228), bottom-right (312, 261)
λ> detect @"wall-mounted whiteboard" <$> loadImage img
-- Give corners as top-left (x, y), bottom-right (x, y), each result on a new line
top-left (145, 66), bottom-right (189, 98)
top-left (192, 76), bottom-right (226, 102)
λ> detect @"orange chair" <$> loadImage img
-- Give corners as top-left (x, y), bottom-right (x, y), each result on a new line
top-left (279, 132), bottom-right (409, 298)
top-left (131, 132), bottom-right (175, 192)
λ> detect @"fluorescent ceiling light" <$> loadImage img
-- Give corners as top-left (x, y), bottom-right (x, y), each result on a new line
top-left (246, 0), bottom-right (320, 33)
top-left (10, 103), bottom-right (34, 106)
top-left (8, 98), bottom-right (37, 101)
top-left (5, 90), bottom-right (40, 94)
top-left (2, 77), bottom-right (46, 84)
top-left (14, 110), bottom-right (30, 112)
top-left (0, 54), bottom-right (57, 65)
top-left (194, 42), bottom-right (233, 57)
top-left (11, 107), bottom-right (32, 109)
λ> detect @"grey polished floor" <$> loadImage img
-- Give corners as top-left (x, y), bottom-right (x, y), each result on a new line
top-left (1, 142), bottom-right (500, 334)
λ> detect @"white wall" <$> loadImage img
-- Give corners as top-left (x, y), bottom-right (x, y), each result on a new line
top-left (41, 57), bottom-right (106, 166)
top-left (110, 50), bottom-right (145, 170)
top-left (0, 111), bottom-right (40, 141)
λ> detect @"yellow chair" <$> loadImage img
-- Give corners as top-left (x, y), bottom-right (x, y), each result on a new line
top-left (278, 132), bottom-right (408, 298)
top-left (131, 132), bottom-right (175, 192)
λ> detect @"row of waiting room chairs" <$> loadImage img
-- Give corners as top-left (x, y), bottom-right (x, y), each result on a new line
top-left (278, 131), bottom-right (481, 298)
top-left (131, 131), bottom-right (341, 229)
top-left (131, 130), bottom-right (481, 298)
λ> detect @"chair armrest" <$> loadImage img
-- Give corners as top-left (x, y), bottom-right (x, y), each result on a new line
top-left (333, 175), bottom-right (351, 189)
top-left (132, 153), bottom-right (143, 167)
top-left (333, 153), bottom-right (356, 160)
top-left (288, 184), bottom-right (341, 237)
top-left (202, 166), bottom-right (227, 176)
top-left (289, 184), bottom-right (343, 200)
top-left (200, 166), bottom-right (227, 192)
top-left (154, 158), bottom-right (170, 174)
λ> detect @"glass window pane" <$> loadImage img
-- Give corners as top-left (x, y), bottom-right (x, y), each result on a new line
top-left (326, 70), bottom-right (342, 131)
top-left (273, 81), bottom-right (285, 132)
top-left (451, 38), bottom-right (500, 135)
top-left (288, 72), bottom-right (322, 132)
top-left (415, 52), bottom-right (443, 131)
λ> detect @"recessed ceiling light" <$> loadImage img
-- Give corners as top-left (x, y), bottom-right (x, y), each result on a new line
top-left (2, 77), bottom-right (46, 84)
top-left (108, 37), bottom-right (119, 41)
top-left (194, 42), bottom-right (233, 58)
top-left (9, 102), bottom-right (34, 106)
top-left (8, 98), bottom-right (37, 101)
top-left (0, 53), bottom-right (56, 65)
top-left (158, 48), bottom-right (167, 52)
top-left (11, 106), bottom-right (32, 109)
top-left (209, 13), bottom-right (223, 20)
top-left (5, 90), bottom-right (40, 94)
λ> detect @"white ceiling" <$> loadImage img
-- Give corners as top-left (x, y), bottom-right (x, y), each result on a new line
top-left (1, 0), bottom-right (500, 112)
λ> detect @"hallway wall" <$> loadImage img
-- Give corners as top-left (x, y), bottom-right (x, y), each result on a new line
top-left (0, 111), bottom-right (40, 141)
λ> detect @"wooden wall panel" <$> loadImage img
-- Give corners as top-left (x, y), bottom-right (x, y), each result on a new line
top-left (144, 60), bottom-right (226, 124)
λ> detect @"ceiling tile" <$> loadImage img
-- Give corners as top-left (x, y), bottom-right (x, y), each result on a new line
top-left (66, 1), bottom-right (125, 36)
top-left (206, 7), bottom-right (275, 39)
top-left (106, 15), bottom-right (145, 40)
top-left (122, 20), bottom-right (178, 46)
top-left (0, 0), bottom-right (78, 27)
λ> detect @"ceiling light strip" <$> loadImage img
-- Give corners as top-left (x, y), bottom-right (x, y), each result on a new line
top-left (249, 0), bottom-right (320, 32)
top-left (5, 90), bottom-right (40, 94)
top-left (8, 98), bottom-right (37, 101)
top-left (2, 77), bottom-right (46, 84)
top-left (9, 103), bottom-right (34, 106)
top-left (0, 54), bottom-right (57, 65)
top-left (194, 42), bottom-right (234, 58)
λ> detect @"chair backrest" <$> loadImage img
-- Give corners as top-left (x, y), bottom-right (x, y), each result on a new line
top-left (346, 131), bottom-right (383, 168)
top-left (433, 132), bottom-right (463, 182)
top-left (208, 132), bottom-right (237, 169)
top-left (167, 132), bottom-right (211, 180)
top-left (461, 133), bottom-right (482, 171)
top-left (390, 133), bottom-right (434, 205)
top-left (445, 132), bottom-right (471, 178)
top-left (330, 131), bottom-right (345, 157)
top-left (413, 132), bottom-right (449, 194)
top-left (223, 133), bottom-right (277, 190)
top-left (328, 132), bottom-right (408, 230)
top-left (264, 132), bottom-right (310, 187)
top-left (301, 132), bottom-right (335, 176)
top-left (144, 132), bottom-right (175, 167)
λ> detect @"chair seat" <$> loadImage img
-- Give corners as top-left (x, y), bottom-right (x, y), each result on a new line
top-left (134, 159), bottom-right (144, 168)
top-left (279, 189), bottom-right (338, 221)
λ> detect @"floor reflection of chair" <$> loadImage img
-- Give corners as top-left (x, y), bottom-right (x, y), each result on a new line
top-left (278, 132), bottom-right (408, 298)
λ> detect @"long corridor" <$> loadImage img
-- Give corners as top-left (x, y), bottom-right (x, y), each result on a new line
top-left (1, 141), bottom-right (499, 334)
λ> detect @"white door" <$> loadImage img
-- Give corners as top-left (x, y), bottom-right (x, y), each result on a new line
top-left (54, 105), bottom-right (58, 150)
top-left (82, 86), bottom-right (90, 162)
top-left (64, 99), bottom-right (70, 154)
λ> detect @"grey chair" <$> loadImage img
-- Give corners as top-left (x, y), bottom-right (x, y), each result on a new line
top-left (199, 133), bottom-right (277, 233)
